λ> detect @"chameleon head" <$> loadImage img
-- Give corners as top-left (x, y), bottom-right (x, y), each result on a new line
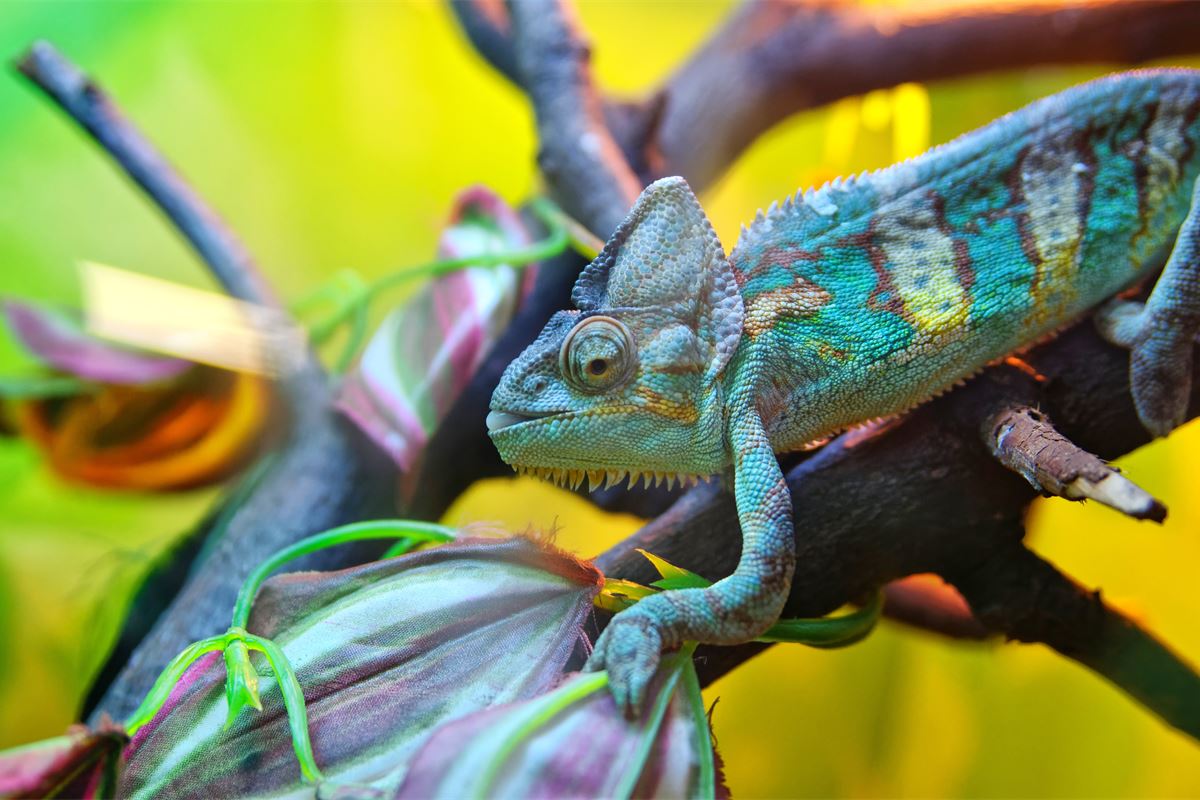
top-left (487, 177), bottom-right (745, 490)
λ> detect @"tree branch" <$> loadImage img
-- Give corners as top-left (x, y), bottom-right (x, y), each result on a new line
top-left (984, 402), bottom-right (1165, 522)
top-left (452, 0), bottom-right (1200, 191)
top-left (595, 320), bottom-right (1200, 739)
top-left (508, 0), bottom-right (641, 237)
top-left (947, 541), bottom-right (1200, 739)
top-left (17, 42), bottom-right (279, 309)
top-left (12, 43), bottom-right (399, 722)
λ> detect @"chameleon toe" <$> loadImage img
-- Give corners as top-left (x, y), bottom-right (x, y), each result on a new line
top-left (591, 610), bottom-right (664, 719)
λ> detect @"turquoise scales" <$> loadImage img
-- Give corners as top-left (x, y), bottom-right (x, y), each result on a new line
top-left (487, 70), bottom-right (1200, 713)
top-left (736, 69), bottom-right (1200, 451)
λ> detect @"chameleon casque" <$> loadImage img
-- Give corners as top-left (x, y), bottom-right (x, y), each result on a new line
top-left (487, 70), bottom-right (1200, 712)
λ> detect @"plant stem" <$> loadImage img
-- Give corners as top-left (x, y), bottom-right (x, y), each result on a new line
top-left (242, 633), bottom-right (325, 785)
top-left (230, 520), bottom-right (455, 630)
top-left (124, 634), bottom-right (228, 736)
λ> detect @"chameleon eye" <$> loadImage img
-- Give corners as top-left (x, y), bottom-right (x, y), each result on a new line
top-left (560, 315), bottom-right (635, 393)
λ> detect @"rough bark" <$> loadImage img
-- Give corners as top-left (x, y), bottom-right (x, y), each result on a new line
top-left (452, 0), bottom-right (1200, 190)
top-left (593, 321), bottom-right (1200, 739)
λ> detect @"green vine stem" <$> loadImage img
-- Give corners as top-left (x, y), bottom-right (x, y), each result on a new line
top-left (124, 634), bottom-right (229, 736)
top-left (230, 519), bottom-right (456, 630)
top-left (678, 643), bottom-right (716, 798)
top-left (241, 632), bottom-right (325, 785)
top-left (758, 589), bottom-right (884, 646)
top-left (294, 196), bottom-right (578, 372)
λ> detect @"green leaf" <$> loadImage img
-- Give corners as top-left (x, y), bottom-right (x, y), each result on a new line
top-left (221, 637), bottom-right (263, 729)
top-left (759, 591), bottom-right (884, 646)
top-left (594, 578), bottom-right (658, 613)
top-left (636, 548), bottom-right (712, 590)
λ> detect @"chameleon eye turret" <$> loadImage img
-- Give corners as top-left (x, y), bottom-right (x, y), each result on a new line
top-left (559, 315), bottom-right (635, 393)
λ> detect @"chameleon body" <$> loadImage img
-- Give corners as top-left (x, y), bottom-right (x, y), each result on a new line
top-left (488, 70), bottom-right (1200, 712)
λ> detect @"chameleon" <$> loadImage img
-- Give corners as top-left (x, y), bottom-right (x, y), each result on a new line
top-left (487, 69), bottom-right (1200, 713)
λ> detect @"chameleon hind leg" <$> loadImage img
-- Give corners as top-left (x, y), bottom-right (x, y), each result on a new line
top-left (585, 404), bottom-right (795, 716)
top-left (1096, 175), bottom-right (1200, 436)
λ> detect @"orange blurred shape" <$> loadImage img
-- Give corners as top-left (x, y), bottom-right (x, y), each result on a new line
top-left (14, 368), bottom-right (271, 491)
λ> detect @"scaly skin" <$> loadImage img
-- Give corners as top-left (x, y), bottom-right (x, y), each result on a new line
top-left (488, 70), bottom-right (1200, 714)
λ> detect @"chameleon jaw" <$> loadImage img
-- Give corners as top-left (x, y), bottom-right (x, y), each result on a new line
top-left (512, 464), bottom-right (709, 493)
top-left (486, 409), bottom-right (547, 432)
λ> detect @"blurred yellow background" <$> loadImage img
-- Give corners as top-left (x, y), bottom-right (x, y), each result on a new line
top-left (0, 1), bottom-right (1198, 796)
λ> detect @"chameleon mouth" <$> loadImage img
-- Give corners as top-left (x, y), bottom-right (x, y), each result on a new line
top-left (511, 464), bottom-right (708, 492)
top-left (485, 409), bottom-right (555, 432)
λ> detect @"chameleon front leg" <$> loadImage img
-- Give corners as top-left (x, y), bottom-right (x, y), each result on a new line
top-left (585, 403), bottom-right (796, 715)
top-left (1097, 175), bottom-right (1200, 437)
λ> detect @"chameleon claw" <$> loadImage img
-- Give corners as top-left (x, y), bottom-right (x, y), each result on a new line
top-left (586, 606), bottom-right (665, 719)
top-left (1095, 298), bottom-right (1195, 437)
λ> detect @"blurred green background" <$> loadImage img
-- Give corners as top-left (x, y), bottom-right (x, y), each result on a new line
top-left (1, 1), bottom-right (1198, 796)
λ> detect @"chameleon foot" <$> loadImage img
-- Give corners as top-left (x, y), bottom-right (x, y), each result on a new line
top-left (1096, 298), bottom-right (1195, 437)
top-left (584, 600), bottom-right (670, 718)
top-left (1095, 175), bottom-right (1200, 437)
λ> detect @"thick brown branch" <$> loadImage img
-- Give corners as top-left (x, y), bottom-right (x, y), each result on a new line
top-left (595, 318), bottom-right (1200, 740)
top-left (508, 0), bottom-right (641, 236)
top-left (643, 0), bottom-right (1200, 190)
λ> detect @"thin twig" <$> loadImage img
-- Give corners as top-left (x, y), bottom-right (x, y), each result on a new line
top-left (508, 0), bottom-right (641, 237)
top-left (17, 41), bottom-right (279, 308)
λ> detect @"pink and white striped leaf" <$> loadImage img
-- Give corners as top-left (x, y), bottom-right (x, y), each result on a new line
top-left (396, 651), bottom-right (722, 799)
top-left (3, 299), bottom-right (191, 385)
top-left (116, 537), bottom-right (599, 799)
top-left (337, 187), bottom-right (534, 477)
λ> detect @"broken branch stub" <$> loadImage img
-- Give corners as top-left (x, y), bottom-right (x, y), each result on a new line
top-left (984, 405), bottom-right (1167, 522)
